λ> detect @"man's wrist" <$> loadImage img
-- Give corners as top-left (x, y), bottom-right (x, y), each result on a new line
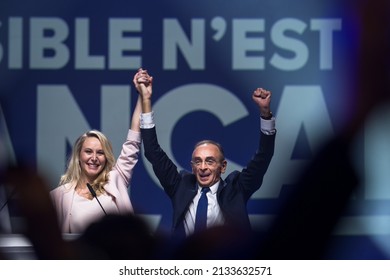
top-left (140, 111), bottom-right (155, 129)
top-left (261, 112), bottom-right (273, 120)
top-left (260, 115), bottom-right (276, 135)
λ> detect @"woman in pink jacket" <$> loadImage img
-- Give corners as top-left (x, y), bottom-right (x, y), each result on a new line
top-left (50, 70), bottom-right (150, 233)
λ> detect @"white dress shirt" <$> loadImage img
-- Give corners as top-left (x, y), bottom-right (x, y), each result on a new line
top-left (183, 182), bottom-right (225, 236)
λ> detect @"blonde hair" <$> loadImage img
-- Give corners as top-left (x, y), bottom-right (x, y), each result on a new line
top-left (59, 130), bottom-right (115, 195)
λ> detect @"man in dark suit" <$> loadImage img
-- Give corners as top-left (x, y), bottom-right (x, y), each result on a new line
top-left (133, 69), bottom-right (276, 239)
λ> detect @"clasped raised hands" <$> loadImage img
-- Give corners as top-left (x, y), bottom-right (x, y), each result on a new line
top-left (133, 68), bottom-right (153, 99)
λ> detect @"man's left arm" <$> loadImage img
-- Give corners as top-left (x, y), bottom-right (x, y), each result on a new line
top-left (238, 115), bottom-right (276, 198)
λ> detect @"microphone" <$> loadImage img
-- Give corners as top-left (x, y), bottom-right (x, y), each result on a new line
top-left (86, 183), bottom-right (107, 215)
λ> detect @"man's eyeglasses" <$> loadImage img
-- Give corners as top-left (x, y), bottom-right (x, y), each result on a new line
top-left (191, 158), bottom-right (218, 167)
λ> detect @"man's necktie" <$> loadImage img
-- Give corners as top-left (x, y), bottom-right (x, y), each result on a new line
top-left (194, 187), bottom-right (210, 233)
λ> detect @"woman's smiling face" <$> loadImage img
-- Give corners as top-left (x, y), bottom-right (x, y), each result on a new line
top-left (79, 136), bottom-right (106, 182)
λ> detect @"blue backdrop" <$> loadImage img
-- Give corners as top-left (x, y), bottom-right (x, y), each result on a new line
top-left (1, 0), bottom-right (389, 259)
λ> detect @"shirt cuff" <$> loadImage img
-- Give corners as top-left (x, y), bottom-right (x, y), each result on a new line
top-left (127, 129), bottom-right (141, 142)
top-left (260, 116), bottom-right (276, 135)
top-left (140, 111), bottom-right (155, 129)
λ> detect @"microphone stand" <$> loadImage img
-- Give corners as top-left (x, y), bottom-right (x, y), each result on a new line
top-left (86, 183), bottom-right (107, 215)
